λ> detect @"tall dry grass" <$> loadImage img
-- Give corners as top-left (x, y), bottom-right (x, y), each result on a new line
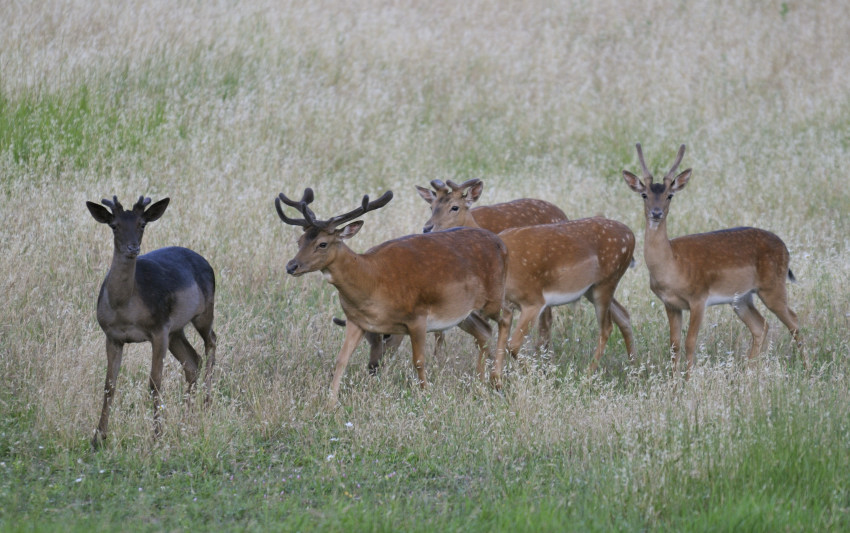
top-left (1, 0), bottom-right (849, 528)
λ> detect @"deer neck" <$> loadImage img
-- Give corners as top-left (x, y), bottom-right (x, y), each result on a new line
top-left (321, 246), bottom-right (377, 303)
top-left (104, 250), bottom-right (138, 306)
top-left (463, 212), bottom-right (482, 229)
top-left (642, 216), bottom-right (677, 278)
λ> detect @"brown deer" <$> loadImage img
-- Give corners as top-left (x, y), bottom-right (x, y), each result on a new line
top-left (414, 178), bottom-right (569, 354)
top-left (417, 178), bottom-right (635, 367)
top-left (87, 196), bottom-right (216, 448)
top-left (499, 217), bottom-right (636, 373)
top-left (275, 188), bottom-right (512, 402)
top-left (622, 144), bottom-right (807, 378)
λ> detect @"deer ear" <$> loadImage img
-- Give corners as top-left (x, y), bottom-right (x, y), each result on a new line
top-left (670, 169), bottom-right (692, 193)
top-left (87, 201), bottom-right (113, 224)
top-left (415, 185), bottom-right (436, 205)
top-left (622, 171), bottom-right (647, 194)
top-left (144, 197), bottom-right (170, 223)
top-left (338, 220), bottom-right (364, 240)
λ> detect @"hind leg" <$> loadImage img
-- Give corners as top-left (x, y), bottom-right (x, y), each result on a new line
top-left (610, 297), bottom-right (636, 364)
top-left (732, 294), bottom-right (767, 366)
top-left (758, 287), bottom-right (808, 369)
top-left (585, 288), bottom-right (614, 375)
top-left (192, 304), bottom-right (217, 404)
top-left (168, 330), bottom-right (202, 399)
top-left (535, 307), bottom-right (554, 352)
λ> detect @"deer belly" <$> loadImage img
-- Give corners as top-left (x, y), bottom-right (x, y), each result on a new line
top-left (706, 291), bottom-right (754, 307)
top-left (544, 285), bottom-right (590, 307)
top-left (426, 313), bottom-right (468, 332)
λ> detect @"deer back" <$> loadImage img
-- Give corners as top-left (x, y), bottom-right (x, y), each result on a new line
top-left (469, 199), bottom-right (568, 234)
top-left (498, 217), bottom-right (635, 304)
top-left (331, 227), bottom-right (508, 334)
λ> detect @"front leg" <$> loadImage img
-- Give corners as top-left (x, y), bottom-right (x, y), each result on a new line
top-left (683, 302), bottom-right (706, 380)
top-left (149, 331), bottom-right (169, 439)
top-left (92, 338), bottom-right (124, 449)
top-left (329, 320), bottom-right (365, 404)
top-left (664, 304), bottom-right (683, 376)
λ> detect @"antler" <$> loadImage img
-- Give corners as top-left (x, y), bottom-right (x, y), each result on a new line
top-left (662, 144), bottom-right (687, 184)
top-left (445, 179), bottom-right (481, 193)
top-left (101, 195), bottom-right (124, 213)
top-left (275, 188), bottom-right (393, 230)
top-left (429, 179), bottom-right (450, 193)
top-left (325, 190), bottom-right (394, 229)
top-left (635, 143), bottom-right (653, 182)
top-left (276, 188), bottom-right (316, 228)
top-left (133, 196), bottom-right (152, 212)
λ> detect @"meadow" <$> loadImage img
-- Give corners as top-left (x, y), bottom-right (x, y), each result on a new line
top-left (1, 0), bottom-right (849, 530)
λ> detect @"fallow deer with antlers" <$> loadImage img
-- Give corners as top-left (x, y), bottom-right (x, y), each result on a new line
top-left (622, 144), bottom-right (807, 378)
top-left (87, 196), bottom-right (216, 448)
top-left (275, 188), bottom-right (512, 402)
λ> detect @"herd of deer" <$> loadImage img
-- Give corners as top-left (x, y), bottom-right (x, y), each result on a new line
top-left (85, 144), bottom-right (807, 448)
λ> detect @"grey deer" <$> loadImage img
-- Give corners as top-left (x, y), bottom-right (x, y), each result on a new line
top-left (87, 196), bottom-right (217, 448)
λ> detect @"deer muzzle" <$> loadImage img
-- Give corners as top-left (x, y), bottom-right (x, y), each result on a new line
top-left (286, 259), bottom-right (300, 275)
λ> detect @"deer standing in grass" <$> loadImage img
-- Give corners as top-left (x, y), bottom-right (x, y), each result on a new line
top-left (622, 144), bottom-right (807, 378)
top-left (87, 196), bottom-right (216, 448)
top-left (499, 217), bottom-right (636, 373)
top-left (343, 179), bottom-right (567, 373)
top-left (276, 188), bottom-right (512, 402)
top-left (418, 179), bottom-right (636, 371)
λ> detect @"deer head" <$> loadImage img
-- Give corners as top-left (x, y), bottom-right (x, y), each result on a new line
top-left (86, 196), bottom-right (170, 258)
top-left (275, 188), bottom-right (393, 275)
top-left (415, 179), bottom-right (484, 232)
top-left (622, 144), bottom-right (692, 229)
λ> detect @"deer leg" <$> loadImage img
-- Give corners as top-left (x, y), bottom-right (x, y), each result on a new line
top-left (92, 338), bottom-right (124, 449)
top-left (732, 294), bottom-right (767, 366)
top-left (477, 304), bottom-right (512, 390)
top-left (149, 332), bottom-right (169, 439)
top-left (610, 297), bottom-right (636, 364)
top-left (168, 330), bottom-right (200, 391)
top-left (365, 332), bottom-right (385, 375)
top-left (458, 314), bottom-right (493, 382)
top-left (192, 307), bottom-right (217, 405)
top-left (585, 289), bottom-right (614, 375)
top-left (682, 302), bottom-right (706, 380)
top-left (664, 305), bottom-right (683, 376)
top-left (407, 321), bottom-right (428, 390)
top-left (507, 303), bottom-right (543, 358)
top-left (329, 320), bottom-right (365, 404)
top-left (758, 288), bottom-right (808, 370)
top-left (433, 331), bottom-right (446, 360)
top-left (535, 307), bottom-right (554, 352)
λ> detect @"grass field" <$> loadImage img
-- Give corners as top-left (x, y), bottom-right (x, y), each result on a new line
top-left (2, 1), bottom-right (849, 530)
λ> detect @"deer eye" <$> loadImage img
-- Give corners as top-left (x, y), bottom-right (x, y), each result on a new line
top-left (450, 206), bottom-right (459, 212)
top-left (318, 242), bottom-right (328, 249)
top-left (667, 194), bottom-right (674, 200)
top-left (641, 193), bottom-right (647, 199)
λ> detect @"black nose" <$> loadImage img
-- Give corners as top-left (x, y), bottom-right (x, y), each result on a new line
top-left (650, 208), bottom-right (664, 219)
top-left (286, 260), bottom-right (299, 275)
top-left (423, 225), bottom-right (433, 233)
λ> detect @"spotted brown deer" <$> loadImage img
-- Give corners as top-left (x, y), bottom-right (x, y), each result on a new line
top-left (499, 217), bottom-right (636, 373)
top-left (275, 188), bottom-right (512, 402)
top-left (86, 196), bottom-right (216, 448)
top-left (622, 144), bottom-right (807, 378)
top-left (415, 178), bottom-right (569, 353)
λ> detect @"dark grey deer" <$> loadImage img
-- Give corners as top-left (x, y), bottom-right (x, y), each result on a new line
top-left (87, 196), bottom-right (217, 448)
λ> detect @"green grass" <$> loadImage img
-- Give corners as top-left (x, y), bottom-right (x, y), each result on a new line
top-left (2, 0), bottom-right (850, 530)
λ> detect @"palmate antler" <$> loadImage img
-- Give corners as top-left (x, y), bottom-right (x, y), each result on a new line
top-left (276, 188), bottom-right (393, 230)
